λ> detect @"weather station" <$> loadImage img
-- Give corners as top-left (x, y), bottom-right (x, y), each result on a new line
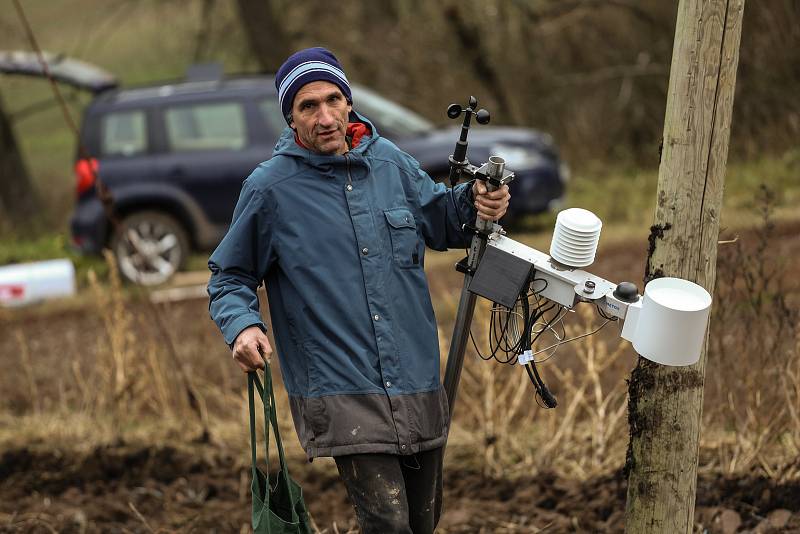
top-left (441, 96), bottom-right (713, 414)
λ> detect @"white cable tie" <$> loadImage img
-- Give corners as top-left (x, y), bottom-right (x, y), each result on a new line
top-left (518, 350), bottom-right (534, 365)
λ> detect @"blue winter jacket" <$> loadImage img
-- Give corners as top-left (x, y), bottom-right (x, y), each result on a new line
top-left (208, 114), bottom-right (476, 458)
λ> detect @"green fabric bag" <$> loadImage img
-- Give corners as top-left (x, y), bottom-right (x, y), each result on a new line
top-left (248, 365), bottom-right (311, 534)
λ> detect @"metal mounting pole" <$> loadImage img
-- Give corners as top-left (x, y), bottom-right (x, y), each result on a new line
top-left (443, 156), bottom-right (505, 417)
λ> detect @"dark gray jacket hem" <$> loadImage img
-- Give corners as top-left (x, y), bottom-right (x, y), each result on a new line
top-left (289, 387), bottom-right (450, 460)
top-left (306, 433), bottom-right (448, 460)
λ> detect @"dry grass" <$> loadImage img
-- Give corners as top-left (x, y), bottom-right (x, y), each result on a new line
top-left (0, 251), bottom-right (304, 466)
top-left (445, 303), bottom-right (632, 480)
top-left (0, 193), bottom-right (798, 512)
top-left (703, 186), bottom-right (800, 479)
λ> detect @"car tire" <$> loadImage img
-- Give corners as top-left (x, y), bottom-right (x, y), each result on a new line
top-left (111, 211), bottom-right (189, 286)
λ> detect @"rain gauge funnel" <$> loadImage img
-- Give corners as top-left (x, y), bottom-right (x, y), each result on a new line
top-left (621, 277), bottom-right (712, 366)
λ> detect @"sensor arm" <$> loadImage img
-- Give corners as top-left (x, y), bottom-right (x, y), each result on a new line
top-left (469, 230), bottom-right (713, 368)
top-left (470, 233), bottom-right (642, 326)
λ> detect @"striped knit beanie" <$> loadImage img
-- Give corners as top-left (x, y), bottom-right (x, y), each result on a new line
top-left (275, 47), bottom-right (352, 124)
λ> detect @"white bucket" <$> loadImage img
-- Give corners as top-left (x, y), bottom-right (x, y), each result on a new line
top-left (622, 277), bottom-right (712, 366)
top-left (0, 259), bottom-right (76, 307)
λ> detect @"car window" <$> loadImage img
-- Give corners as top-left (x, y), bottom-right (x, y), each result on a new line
top-left (101, 110), bottom-right (146, 157)
top-left (164, 101), bottom-right (246, 152)
top-left (259, 99), bottom-right (289, 136)
top-left (350, 85), bottom-right (433, 138)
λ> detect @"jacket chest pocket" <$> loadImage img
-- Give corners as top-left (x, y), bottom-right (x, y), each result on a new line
top-left (384, 208), bottom-right (420, 269)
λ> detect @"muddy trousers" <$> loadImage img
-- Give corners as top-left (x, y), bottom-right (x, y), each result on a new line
top-left (334, 447), bottom-right (443, 534)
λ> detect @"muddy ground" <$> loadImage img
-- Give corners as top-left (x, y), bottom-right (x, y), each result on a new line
top-left (1, 221), bottom-right (799, 533)
top-left (1, 444), bottom-right (799, 533)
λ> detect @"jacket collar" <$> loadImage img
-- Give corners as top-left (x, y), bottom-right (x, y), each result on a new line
top-left (273, 111), bottom-right (378, 175)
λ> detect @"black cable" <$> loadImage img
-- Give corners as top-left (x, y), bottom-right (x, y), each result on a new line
top-left (469, 269), bottom-right (622, 410)
top-left (596, 304), bottom-right (619, 321)
top-left (491, 301), bottom-right (525, 361)
top-left (466, 271), bottom-right (563, 408)
top-left (479, 276), bottom-right (554, 365)
top-left (522, 298), bottom-right (561, 409)
top-left (471, 292), bottom-right (528, 362)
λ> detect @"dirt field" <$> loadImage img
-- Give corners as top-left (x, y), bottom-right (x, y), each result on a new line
top-left (1, 221), bottom-right (799, 533)
top-left (1, 443), bottom-right (799, 533)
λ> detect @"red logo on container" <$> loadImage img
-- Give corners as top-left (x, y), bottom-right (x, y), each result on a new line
top-left (0, 284), bottom-right (25, 300)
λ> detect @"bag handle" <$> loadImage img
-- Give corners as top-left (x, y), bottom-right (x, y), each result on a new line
top-left (248, 363), bottom-right (299, 521)
top-left (251, 364), bottom-right (293, 484)
top-left (248, 372), bottom-right (263, 482)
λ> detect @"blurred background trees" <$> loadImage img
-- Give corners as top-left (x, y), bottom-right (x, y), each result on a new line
top-left (0, 5), bottom-right (798, 530)
top-left (0, 92), bottom-right (39, 232)
top-left (235, 0), bottom-right (291, 72)
top-left (225, 0), bottom-right (795, 163)
top-left (0, 0), bottom-right (797, 230)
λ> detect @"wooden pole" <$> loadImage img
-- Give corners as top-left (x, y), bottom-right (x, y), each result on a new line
top-left (624, 1), bottom-right (745, 532)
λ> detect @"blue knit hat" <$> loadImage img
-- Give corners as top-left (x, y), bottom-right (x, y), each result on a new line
top-left (275, 47), bottom-right (352, 124)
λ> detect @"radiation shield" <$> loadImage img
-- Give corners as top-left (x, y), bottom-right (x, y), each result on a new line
top-left (620, 277), bottom-right (712, 366)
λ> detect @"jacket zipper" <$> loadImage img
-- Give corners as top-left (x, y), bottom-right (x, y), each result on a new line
top-left (344, 152), bottom-right (353, 188)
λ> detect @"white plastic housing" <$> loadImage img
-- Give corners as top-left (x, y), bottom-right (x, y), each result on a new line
top-left (0, 259), bottom-right (76, 307)
top-left (549, 208), bottom-right (602, 268)
top-left (621, 277), bottom-right (712, 366)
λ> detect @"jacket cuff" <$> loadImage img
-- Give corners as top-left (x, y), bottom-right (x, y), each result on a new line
top-left (456, 180), bottom-right (477, 222)
top-left (224, 314), bottom-right (267, 346)
top-left (465, 179), bottom-right (476, 203)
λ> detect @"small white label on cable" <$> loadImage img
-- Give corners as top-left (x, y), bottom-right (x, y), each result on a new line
top-left (518, 350), bottom-right (534, 365)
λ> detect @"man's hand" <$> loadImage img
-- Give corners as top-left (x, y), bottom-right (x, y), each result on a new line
top-left (472, 181), bottom-right (511, 221)
top-left (232, 326), bottom-right (272, 372)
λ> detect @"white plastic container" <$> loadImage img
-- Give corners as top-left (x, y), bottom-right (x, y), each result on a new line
top-left (0, 259), bottom-right (76, 307)
top-left (621, 277), bottom-right (712, 366)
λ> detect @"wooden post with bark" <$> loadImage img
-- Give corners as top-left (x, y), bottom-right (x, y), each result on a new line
top-left (624, 1), bottom-right (745, 532)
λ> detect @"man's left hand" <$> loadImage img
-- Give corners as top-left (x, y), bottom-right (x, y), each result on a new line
top-left (472, 181), bottom-right (511, 221)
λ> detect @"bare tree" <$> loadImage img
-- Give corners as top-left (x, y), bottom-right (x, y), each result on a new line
top-left (442, 2), bottom-right (515, 122)
top-left (236, 0), bottom-right (293, 72)
top-left (0, 93), bottom-right (39, 232)
top-left (193, 0), bottom-right (217, 62)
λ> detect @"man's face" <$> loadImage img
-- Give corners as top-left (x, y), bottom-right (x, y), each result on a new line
top-left (290, 81), bottom-right (352, 155)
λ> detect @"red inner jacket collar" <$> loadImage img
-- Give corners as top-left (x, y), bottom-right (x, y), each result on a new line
top-left (294, 122), bottom-right (371, 151)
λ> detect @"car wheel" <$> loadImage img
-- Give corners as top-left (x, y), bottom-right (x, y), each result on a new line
top-left (111, 211), bottom-right (189, 286)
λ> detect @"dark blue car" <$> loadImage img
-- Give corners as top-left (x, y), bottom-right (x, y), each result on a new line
top-left (70, 73), bottom-right (567, 284)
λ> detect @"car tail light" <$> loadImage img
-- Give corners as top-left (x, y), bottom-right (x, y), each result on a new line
top-left (75, 158), bottom-right (98, 196)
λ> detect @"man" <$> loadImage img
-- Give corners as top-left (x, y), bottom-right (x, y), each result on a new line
top-left (208, 47), bottom-right (510, 533)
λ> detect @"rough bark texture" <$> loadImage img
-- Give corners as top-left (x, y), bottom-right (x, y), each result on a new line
top-left (235, 0), bottom-right (293, 73)
top-left (0, 94), bottom-right (39, 232)
top-left (624, 1), bottom-right (745, 532)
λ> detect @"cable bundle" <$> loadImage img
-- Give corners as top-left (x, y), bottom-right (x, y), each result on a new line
top-left (470, 275), bottom-right (617, 409)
